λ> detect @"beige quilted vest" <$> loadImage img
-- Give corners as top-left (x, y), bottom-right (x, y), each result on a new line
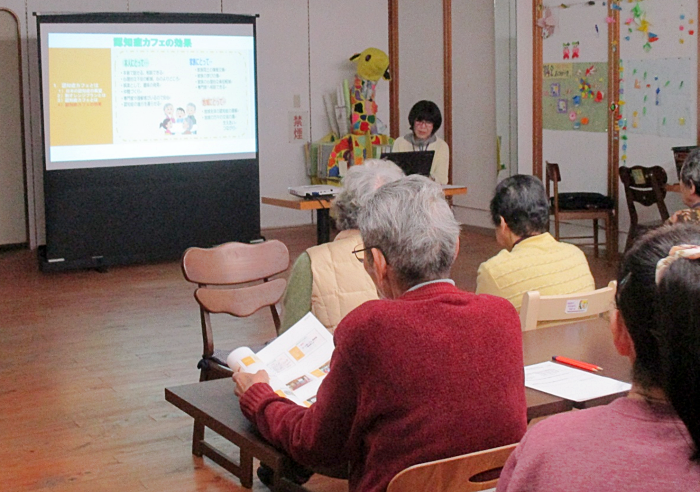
top-left (306, 230), bottom-right (379, 332)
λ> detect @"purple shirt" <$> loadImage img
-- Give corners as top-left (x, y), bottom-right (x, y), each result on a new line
top-left (497, 397), bottom-right (700, 491)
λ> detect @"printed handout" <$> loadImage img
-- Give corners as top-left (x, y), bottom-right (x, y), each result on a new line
top-left (228, 312), bottom-right (334, 407)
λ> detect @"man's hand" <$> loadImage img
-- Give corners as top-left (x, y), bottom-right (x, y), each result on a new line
top-left (233, 369), bottom-right (270, 397)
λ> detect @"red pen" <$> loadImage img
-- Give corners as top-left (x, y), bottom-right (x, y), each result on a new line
top-left (552, 356), bottom-right (602, 372)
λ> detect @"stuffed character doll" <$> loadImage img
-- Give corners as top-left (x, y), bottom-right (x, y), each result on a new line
top-left (327, 48), bottom-right (393, 178)
top-left (348, 47), bottom-right (390, 135)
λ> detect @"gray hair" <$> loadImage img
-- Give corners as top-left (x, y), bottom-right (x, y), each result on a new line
top-left (332, 159), bottom-right (404, 230)
top-left (359, 175), bottom-right (461, 286)
top-left (681, 148), bottom-right (700, 195)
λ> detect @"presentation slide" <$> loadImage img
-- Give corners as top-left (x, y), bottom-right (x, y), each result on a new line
top-left (40, 23), bottom-right (257, 170)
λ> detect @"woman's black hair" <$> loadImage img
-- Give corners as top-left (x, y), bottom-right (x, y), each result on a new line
top-left (617, 223), bottom-right (700, 462)
top-left (408, 100), bottom-right (442, 134)
top-left (489, 175), bottom-right (549, 237)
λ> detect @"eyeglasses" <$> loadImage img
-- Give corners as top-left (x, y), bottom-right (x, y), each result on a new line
top-left (352, 246), bottom-right (374, 263)
top-left (414, 120), bottom-right (434, 128)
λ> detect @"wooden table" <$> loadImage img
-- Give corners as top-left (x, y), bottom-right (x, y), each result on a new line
top-left (166, 380), bottom-right (309, 491)
top-left (262, 185), bottom-right (467, 244)
top-left (522, 317), bottom-right (631, 416)
top-left (165, 315), bottom-right (629, 489)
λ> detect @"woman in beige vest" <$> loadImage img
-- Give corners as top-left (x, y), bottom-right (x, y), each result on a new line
top-left (279, 159), bottom-right (404, 334)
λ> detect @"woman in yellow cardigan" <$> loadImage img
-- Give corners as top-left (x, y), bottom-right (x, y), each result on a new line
top-left (476, 174), bottom-right (595, 311)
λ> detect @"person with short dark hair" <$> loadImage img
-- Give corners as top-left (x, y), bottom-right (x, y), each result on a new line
top-left (476, 174), bottom-right (594, 311)
top-left (669, 147), bottom-right (700, 224)
top-left (391, 100), bottom-right (450, 184)
top-left (497, 223), bottom-right (700, 491)
top-left (234, 176), bottom-right (527, 492)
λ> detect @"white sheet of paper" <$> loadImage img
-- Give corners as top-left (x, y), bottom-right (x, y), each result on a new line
top-left (525, 361), bottom-right (631, 403)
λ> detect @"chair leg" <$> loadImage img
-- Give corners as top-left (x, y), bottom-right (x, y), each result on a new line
top-left (554, 215), bottom-right (560, 240)
top-left (593, 219), bottom-right (599, 258)
top-left (605, 216), bottom-right (613, 263)
top-left (625, 225), bottom-right (636, 252)
top-left (239, 449), bottom-right (254, 488)
top-left (192, 420), bottom-right (205, 457)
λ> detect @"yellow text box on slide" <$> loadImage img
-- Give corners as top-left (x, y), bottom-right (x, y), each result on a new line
top-left (49, 48), bottom-right (112, 146)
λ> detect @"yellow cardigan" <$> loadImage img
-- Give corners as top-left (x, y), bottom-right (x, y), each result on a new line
top-left (475, 233), bottom-right (595, 311)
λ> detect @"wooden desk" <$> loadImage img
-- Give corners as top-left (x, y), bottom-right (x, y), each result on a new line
top-left (166, 315), bottom-right (629, 488)
top-left (522, 317), bottom-right (631, 414)
top-left (166, 380), bottom-right (308, 491)
top-left (262, 185), bottom-right (467, 244)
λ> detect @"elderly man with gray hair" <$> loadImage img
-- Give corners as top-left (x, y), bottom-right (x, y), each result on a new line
top-left (235, 176), bottom-right (527, 492)
top-left (279, 159), bottom-right (404, 334)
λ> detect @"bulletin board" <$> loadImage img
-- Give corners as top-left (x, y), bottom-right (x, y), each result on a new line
top-left (616, 0), bottom-right (699, 168)
top-left (621, 58), bottom-right (694, 139)
top-left (542, 61), bottom-right (609, 132)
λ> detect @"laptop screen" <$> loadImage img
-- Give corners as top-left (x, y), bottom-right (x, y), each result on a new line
top-left (380, 151), bottom-right (435, 177)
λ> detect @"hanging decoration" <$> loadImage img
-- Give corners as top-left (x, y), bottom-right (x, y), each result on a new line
top-left (537, 7), bottom-right (558, 38)
top-left (622, 0), bottom-right (658, 51)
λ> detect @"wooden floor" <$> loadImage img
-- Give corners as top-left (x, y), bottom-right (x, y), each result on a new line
top-left (0, 225), bottom-right (617, 492)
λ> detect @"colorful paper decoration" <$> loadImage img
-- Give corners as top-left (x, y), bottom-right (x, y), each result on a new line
top-left (537, 7), bottom-right (557, 38)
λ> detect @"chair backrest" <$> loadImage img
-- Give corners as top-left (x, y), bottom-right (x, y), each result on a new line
top-left (182, 240), bottom-right (290, 352)
top-left (545, 161), bottom-right (561, 209)
top-left (386, 443), bottom-right (518, 492)
top-left (619, 166), bottom-right (670, 223)
top-left (520, 280), bottom-right (617, 331)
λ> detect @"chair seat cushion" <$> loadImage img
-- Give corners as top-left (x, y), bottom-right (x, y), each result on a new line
top-left (553, 192), bottom-right (614, 211)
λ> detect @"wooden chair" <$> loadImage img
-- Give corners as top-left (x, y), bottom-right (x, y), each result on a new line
top-left (386, 443), bottom-right (518, 492)
top-left (619, 165), bottom-right (670, 251)
top-left (520, 280), bottom-right (617, 332)
top-left (182, 240), bottom-right (289, 462)
top-left (545, 162), bottom-right (614, 260)
top-left (181, 240), bottom-right (290, 382)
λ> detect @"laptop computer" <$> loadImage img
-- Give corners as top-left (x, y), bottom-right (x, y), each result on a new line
top-left (380, 150), bottom-right (434, 177)
top-left (288, 184), bottom-right (340, 198)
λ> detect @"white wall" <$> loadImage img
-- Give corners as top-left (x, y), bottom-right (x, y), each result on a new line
top-left (517, 1), bottom-right (533, 175)
top-left (226, 0), bottom-right (312, 229)
top-left (0, 8), bottom-right (26, 245)
top-left (397, 0), bottom-right (444, 139)
top-left (494, 0), bottom-right (518, 178)
top-left (10, 0), bottom-right (389, 246)
top-left (451, 0), bottom-right (500, 228)
top-left (310, 0), bottom-right (390, 141)
top-left (541, 4), bottom-right (609, 198)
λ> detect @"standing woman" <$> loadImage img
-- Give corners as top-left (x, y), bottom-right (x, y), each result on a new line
top-left (392, 100), bottom-right (450, 185)
top-left (497, 223), bottom-right (700, 491)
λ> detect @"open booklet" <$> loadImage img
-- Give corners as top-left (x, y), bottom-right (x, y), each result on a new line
top-left (525, 361), bottom-right (632, 403)
top-left (227, 312), bottom-right (335, 407)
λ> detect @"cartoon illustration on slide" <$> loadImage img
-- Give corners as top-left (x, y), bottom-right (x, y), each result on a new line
top-left (181, 118), bottom-right (192, 135)
top-left (163, 103), bottom-right (175, 123)
top-left (158, 101), bottom-right (198, 135)
top-left (159, 118), bottom-right (174, 135)
top-left (175, 107), bottom-right (185, 123)
top-left (186, 103), bottom-right (197, 134)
